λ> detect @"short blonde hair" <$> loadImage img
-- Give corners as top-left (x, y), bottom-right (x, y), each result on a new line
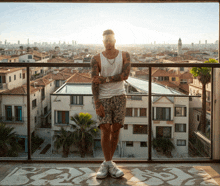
top-left (103, 29), bottom-right (114, 36)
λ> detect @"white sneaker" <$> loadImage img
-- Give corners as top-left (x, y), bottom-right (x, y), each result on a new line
top-left (96, 161), bottom-right (109, 179)
top-left (108, 161), bottom-right (124, 178)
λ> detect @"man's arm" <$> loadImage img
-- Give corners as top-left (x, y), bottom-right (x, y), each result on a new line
top-left (107, 51), bottom-right (131, 82)
top-left (91, 56), bottom-right (100, 104)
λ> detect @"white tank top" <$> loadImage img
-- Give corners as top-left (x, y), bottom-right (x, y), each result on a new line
top-left (99, 50), bottom-right (126, 99)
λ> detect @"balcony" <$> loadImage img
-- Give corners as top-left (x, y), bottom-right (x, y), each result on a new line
top-left (0, 55), bottom-right (220, 184)
top-left (0, 116), bottom-right (25, 123)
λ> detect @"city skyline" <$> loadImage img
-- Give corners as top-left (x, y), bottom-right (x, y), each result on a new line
top-left (0, 3), bottom-right (219, 45)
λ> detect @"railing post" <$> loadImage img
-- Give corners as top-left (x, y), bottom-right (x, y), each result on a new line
top-left (27, 65), bottom-right (31, 160)
top-left (211, 67), bottom-right (213, 159)
top-left (148, 67), bottom-right (152, 161)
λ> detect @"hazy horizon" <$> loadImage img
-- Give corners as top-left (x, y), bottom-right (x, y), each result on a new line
top-left (0, 3), bottom-right (219, 45)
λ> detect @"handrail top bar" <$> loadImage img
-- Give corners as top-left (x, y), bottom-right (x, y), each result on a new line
top-left (1, 0), bottom-right (218, 2)
top-left (50, 93), bottom-right (201, 97)
top-left (0, 62), bottom-right (219, 68)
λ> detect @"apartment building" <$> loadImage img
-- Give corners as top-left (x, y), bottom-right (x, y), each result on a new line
top-left (50, 75), bottom-right (189, 158)
top-left (0, 67), bottom-right (26, 91)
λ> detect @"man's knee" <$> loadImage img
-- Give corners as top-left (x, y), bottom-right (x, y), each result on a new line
top-left (100, 123), bottom-right (111, 133)
top-left (111, 123), bottom-right (122, 133)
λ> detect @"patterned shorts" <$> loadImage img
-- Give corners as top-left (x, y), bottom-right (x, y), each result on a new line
top-left (96, 94), bottom-right (127, 130)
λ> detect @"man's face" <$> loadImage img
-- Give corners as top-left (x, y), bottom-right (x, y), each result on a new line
top-left (103, 34), bottom-right (116, 50)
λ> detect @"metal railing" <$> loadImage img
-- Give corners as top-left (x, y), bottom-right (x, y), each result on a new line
top-left (0, 62), bottom-right (219, 164)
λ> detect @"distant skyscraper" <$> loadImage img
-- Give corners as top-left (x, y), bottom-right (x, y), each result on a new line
top-left (199, 40), bottom-right (201, 45)
top-left (28, 38), bottom-right (29, 45)
top-left (154, 41), bottom-right (156, 45)
top-left (178, 38), bottom-right (182, 56)
top-left (18, 40), bottom-right (20, 45)
top-left (5, 40), bottom-right (7, 45)
top-left (205, 40), bottom-right (207, 45)
top-left (59, 41), bottom-right (61, 45)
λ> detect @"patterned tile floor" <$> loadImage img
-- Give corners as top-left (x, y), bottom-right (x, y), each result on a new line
top-left (0, 162), bottom-right (220, 186)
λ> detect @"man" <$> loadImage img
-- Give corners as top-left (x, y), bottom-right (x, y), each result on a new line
top-left (90, 29), bottom-right (130, 179)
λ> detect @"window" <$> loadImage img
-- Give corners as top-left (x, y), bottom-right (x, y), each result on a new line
top-left (131, 95), bottom-right (142, 100)
top-left (140, 108), bottom-right (147, 117)
top-left (134, 108), bottom-right (138, 117)
top-left (71, 96), bottom-right (83, 105)
top-left (140, 142), bottom-right (147, 147)
top-left (14, 74), bottom-right (16, 80)
top-left (2, 76), bottom-right (6, 83)
top-left (175, 107), bottom-right (187, 117)
top-left (15, 106), bottom-right (22, 121)
top-left (172, 77), bottom-right (176, 81)
top-left (20, 73), bottom-right (21, 78)
top-left (197, 114), bottom-right (200, 121)
top-left (35, 71), bottom-right (37, 74)
top-left (156, 107), bottom-right (171, 120)
top-left (126, 108), bottom-right (132, 116)
top-left (56, 80), bottom-right (59, 87)
top-left (126, 141), bottom-right (133, 147)
top-left (41, 69), bottom-right (43, 74)
top-left (23, 73), bottom-right (25, 79)
top-left (164, 76), bottom-right (169, 81)
top-left (180, 79), bottom-right (187, 84)
top-left (57, 111), bottom-right (69, 124)
top-left (28, 55), bottom-right (32, 59)
top-left (5, 105), bottom-right (12, 121)
top-left (180, 67), bottom-right (184, 71)
top-left (9, 76), bottom-right (11, 82)
top-left (44, 106), bottom-right (47, 115)
top-left (133, 125), bottom-right (148, 134)
top-left (124, 124), bottom-right (128, 130)
top-left (156, 126), bottom-right (171, 138)
top-left (32, 99), bottom-right (37, 109)
top-left (41, 88), bottom-right (45, 100)
top-left (177, 140), bottom-right (186, 146)
top-left (158, 76), bottom-right (163, 81)
top-left (175, 124), bottom-right (186, 132)
top-left (189, 97), bottom-right (192, 101)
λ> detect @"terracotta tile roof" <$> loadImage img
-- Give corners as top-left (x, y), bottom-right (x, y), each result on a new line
top-left (60, 68), bottom-right (78, 74)
top-left (179, 72), bottom-right (193, 79)
top-left (136, 70), bottom-right (148, 75)
top-left (179, 84), bottom-right (189, 92)
top-left (0, 84), bottom-right (42, 95)
top-left (66, 73), bottom-right (92, 83)
top-left (47, 57), bottom-right (67, 63)
top-left (46, 71), bottom-right (73, 81)
top-left (154, 80), bottom-right (178, 88)
top-left (30, 74), bottom-right (54, 87)
top-left (0, 67), bottom-right (24, 74)
top-left (152, 69), bottom-right (178, 77)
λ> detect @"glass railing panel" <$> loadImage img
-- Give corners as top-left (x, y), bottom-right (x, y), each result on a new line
top-left (0, 67), bottom-right (28, 160)
top-left (150, 63), bottom-right (215, 160)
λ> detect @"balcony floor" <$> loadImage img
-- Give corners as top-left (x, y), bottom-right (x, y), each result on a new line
top-left (0, 162), bottom-right (220, 185)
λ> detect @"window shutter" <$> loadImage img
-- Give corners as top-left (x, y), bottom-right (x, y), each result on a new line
top-left (65, 111), bottom-right (69, 124)
top-left (184, 107), bottom-right (187, 117)
top-left (2, 76), bottom-right (6, 83)
top-left (174, 107), bottom-right (176, 116)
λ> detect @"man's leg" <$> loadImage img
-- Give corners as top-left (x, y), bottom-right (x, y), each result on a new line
top-left (110, 123), bottom-right (122, 160)
top-left (100, 123), bottom-right (112, 161)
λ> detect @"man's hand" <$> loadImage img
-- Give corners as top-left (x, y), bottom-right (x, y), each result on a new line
top-left (95, 100), bottom-right (105, 117)
top-left (92, 76), bottom-right (106, 85)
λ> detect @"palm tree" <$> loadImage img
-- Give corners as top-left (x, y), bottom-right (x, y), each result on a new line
top-left (190, 58), bottom-right (218, 134)
top-left (70, 112), bottom-right (99, 158)
top-left (0, 123), bottom-right (22, 157)
top-left (53, 127), bottom-right (75, 158)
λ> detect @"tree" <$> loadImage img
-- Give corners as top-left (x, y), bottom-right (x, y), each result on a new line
top-left (53, 127), bottom-right (75, 158)
top-left (19, 46), bottom-right (23, 50)
top-left (152, 137), bottom-right (175, 157)
top-left (53, 112), bottom-right (98, 158)
top-left (0, 123), bottom-right (22, 157)
top-left (190, 58), bottom-right (218, 134)
top-left (70, 112), bottom-right (99, 158)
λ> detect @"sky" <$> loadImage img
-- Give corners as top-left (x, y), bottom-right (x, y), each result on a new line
top-left (0, 3), bottom-right (219, 45)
